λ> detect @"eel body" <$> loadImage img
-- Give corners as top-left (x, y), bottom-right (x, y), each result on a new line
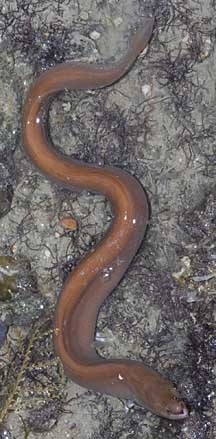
top-left (22, 17), bottom-right (188, 419)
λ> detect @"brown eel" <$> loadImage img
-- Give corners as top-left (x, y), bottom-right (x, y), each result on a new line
top-left (22, 17), bottom-right (188, 419)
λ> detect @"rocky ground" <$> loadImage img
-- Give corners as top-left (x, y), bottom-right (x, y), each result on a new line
top-left (0, 1), bottom-right (215, 438)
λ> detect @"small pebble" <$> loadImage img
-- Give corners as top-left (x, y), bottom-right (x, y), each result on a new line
top-left (59, 217), bottom-right (77, 231)
top-left (113, 17), bottom-right (123, 27)
top-left (90, 31), bottom-right (101, 41)
top-left (141, 84), bottom-right (151, 97)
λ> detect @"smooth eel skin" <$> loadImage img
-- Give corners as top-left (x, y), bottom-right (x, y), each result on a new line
top-left (22, 17), bottom-right (188, 419)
